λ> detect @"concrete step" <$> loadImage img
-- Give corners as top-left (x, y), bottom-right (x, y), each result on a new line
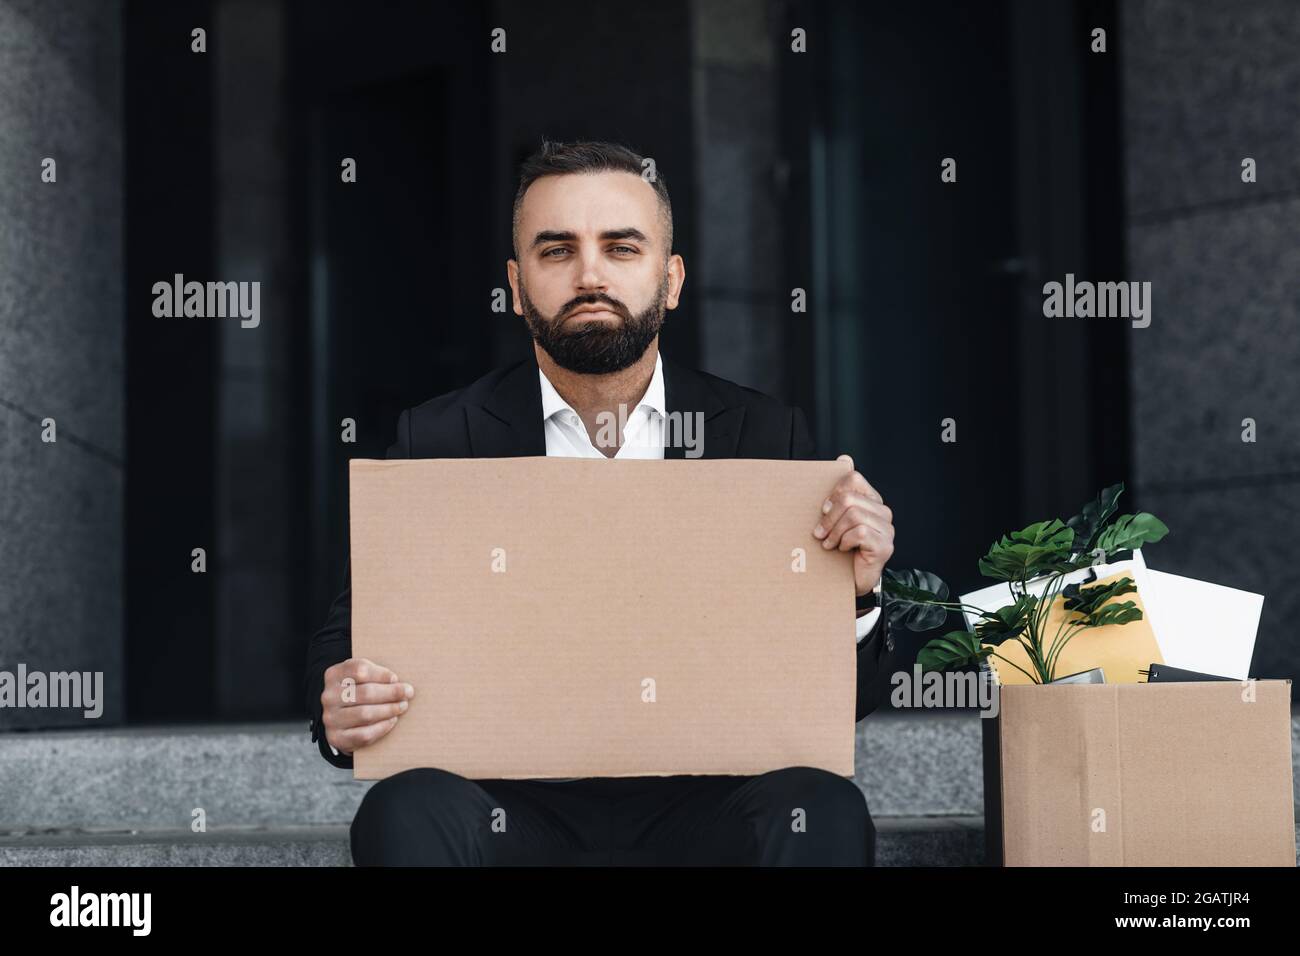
top-left (1, 713), bottom-right (1294, 866)
top-left (0, 826), bottom-right (352, 866)
top-left (0, 715), bottom-right (991, 865)
top-left (0, 722), bottom-right (372, 831)
top-left (0, 818), bottom-right (985, 866)
top-left (6, 819), bottom-right (1299, 866)
top-left (856, 711), bottom-right (985, 816)
top-left (0, 713), bottom-right (991, 831)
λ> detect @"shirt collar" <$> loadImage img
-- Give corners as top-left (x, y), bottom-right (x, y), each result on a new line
top-left (538, 351), bottom-right (665, 422)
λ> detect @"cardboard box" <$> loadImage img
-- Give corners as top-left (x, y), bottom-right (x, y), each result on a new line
top-left (347, 457), bottom-right (857, 780)
top-left (982, 680), bottom-right (1296, 866)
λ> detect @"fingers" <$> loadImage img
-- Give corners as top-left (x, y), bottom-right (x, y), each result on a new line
top-left (326, 657), bottom-right (399, 687)
top-left (814, 495), bottom-right (893, 550)
top-left (814, 461), bottom-right (892, 555)
top-left (833, 455), bottom-right (882, 503)
top-left (321, 659), bottom-right (413, 711)
top-left (320, 657), bottom-right (415, 754)
top-left (340, 680), bottom-right (414, 707)
top-left (330, 714), bottom-right (400, 755)
top-left (330, 699), bottom-right (410, 731)
top-left (835, 520), bottom-right (891, 553)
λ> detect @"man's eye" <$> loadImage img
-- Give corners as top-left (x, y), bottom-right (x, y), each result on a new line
top-left (611, 245), bottom-right (638, 255)
top-left (542, 248), bottom-right (569, 257)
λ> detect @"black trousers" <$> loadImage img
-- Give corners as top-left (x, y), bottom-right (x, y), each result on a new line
top-left (350, 765), bottom-right (874, 866)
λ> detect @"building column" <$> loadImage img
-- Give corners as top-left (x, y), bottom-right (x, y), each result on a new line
top-left (0, 0), bottom-right (125, 727)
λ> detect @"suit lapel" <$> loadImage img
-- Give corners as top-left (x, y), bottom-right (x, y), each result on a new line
top-left (661, 353), bottom-right (744, 459)
top-left (470, 358), bottom-right (547, 457)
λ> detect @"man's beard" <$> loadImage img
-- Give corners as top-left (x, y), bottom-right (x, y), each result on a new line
top-left (521, 274), bottom-right (668, 375)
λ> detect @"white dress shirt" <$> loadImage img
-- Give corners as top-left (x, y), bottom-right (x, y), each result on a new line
top-left (539, 350), bottom-right (669, 459)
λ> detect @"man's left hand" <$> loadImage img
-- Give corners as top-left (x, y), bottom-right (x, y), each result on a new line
top-left (812, 454), bottom-right (895, 597)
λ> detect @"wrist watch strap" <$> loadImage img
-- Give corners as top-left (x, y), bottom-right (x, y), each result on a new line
top-left (856, 574), bottom-right (884, 611)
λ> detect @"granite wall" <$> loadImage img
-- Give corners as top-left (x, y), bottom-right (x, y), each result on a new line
top-left (1122, 0), bottom-right (1300, 684)
top-left (0, 0), bottom-right (124, 727)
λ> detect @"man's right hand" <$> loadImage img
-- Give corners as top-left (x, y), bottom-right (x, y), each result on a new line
top-left (321, 658), bottom-right (415, 756)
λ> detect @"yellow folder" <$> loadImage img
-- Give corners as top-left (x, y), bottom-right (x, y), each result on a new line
top-left (986, 569), bottom-right (1163, 684)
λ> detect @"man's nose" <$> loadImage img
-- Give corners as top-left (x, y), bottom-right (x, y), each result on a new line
top-left (575, 248), bottom-right (609, 292)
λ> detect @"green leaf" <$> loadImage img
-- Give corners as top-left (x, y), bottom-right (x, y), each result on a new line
top-left (882, 568), bottom-right (950, 632)
top-left (977, 519), bottom-right (1076, 582)
top-left (1065, 483), bottom-right (1125, 555)
top-left (973, 594), bottom-right (1038, 646)
top-left (1061, 575), bottom-right (1138, 617)
top-left (1085, 601), bottom-right (1144, 629)
top-left (1094, 513), bottom-right (1169, 556)
top-left (916, 630), bottom-right (993, 672)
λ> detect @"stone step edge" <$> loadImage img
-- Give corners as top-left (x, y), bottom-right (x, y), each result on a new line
top-left (0, 824), bottom-right (351, 848)
top-left (0, 816), bottom-right (984, 848)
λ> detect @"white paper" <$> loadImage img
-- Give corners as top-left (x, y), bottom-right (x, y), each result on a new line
top-left (1137, 568), bottom-right (1262, 679)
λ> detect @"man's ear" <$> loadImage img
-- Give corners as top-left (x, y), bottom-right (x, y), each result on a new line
top-left (506, 259), bottom-right (524, 316)
top-left (665, 254), bottom-right (686, 311)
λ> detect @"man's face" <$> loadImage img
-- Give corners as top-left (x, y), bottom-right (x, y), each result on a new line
top-left (508, 170), bottom-right (685, 375)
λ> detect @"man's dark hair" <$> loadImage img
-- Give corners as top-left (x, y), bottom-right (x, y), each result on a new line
top-left (512, 139), bottom-right (673, 259)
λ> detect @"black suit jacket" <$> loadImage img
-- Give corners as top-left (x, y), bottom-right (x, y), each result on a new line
top-left (304, 352), bottom-right (897, 768)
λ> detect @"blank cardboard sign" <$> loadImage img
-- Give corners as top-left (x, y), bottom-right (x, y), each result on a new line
top-left (348, 457), bottom-right (857, 780)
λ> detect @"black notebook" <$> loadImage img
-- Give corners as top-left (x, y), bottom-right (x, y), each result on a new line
top-left (1141, 662), bottom-right (1236, 683)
